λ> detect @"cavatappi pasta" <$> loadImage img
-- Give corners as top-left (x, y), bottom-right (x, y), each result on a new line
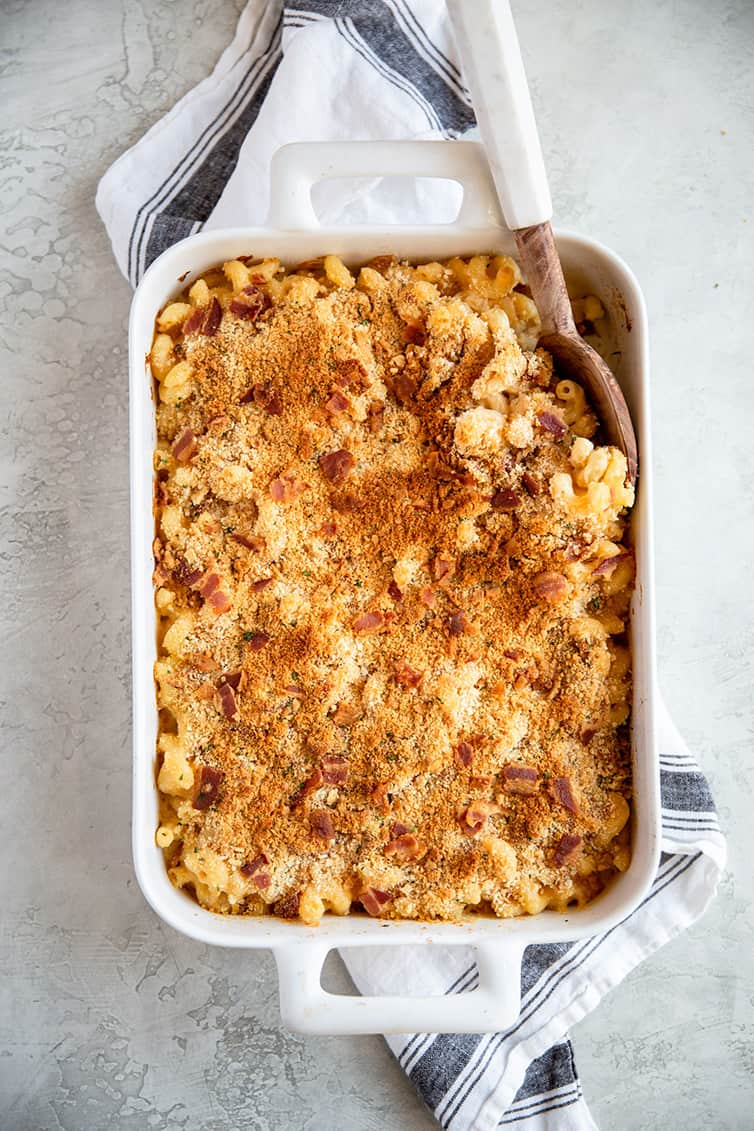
top-left (150, 253), bottom-right (634, 925)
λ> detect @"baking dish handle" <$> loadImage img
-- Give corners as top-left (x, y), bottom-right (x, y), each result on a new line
top-left (267, 139), bottom-right (504, 230)
top-left (274, 939), bottom-right (524, 1035)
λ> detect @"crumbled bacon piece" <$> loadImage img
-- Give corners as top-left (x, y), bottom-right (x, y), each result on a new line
top-left (501, 764), bottom-right (539, 795)
top-left (207, 589), bottom-right (232, 613)
top-left (392, 372), bottom-right (417, 403)
top-left (321, 754), bottom-right (349, 784)
top-left (394, 661), bottom-right (424, 688)
top-left (332, 703), bottom-right (361, 726)
top-left (310, 809), bottom-right (335, 841)
top-left (240, 853), bottom-right (268, 877)
top-left (580, 725), bottom-right (597, 745)
top-left (173, 559), bottom-right (202, 587)
top-left (199, 572), bottom-right (221, 597)
top-left (491, 487), bottom-right (520, 511)
top-left (384, 834), bottom-right (426, 862)
top-left (269, 473), bottom-right (306, 502)
top-left (552, 833), bottom-right (582, 867)
top-left (231, 532), bottom-right (263, 551)
top-left (352, 610), bottom-right (384, 634)
top-left (217, 681), bottom-right (238, 720)
top-left (243, 381), bottom-right (282, 415)
top-left (504, 648), bottom-right (523, 661)
top-left (274, 892), bottom-right (301, 918)
top-left (454, 741), bottom-right (474, 768)
top-left (319, 521), bottom-right (338, 537)
top-left (319, 448), bottom-right (355, 483)
top-left (419, 587), bottom-right (436, 607)
top-left (522, 471), bottom-right (540, 497)
top-left (388, 580), bottom-right (403, 602)
top-left (251, 872), bottom-right (271, 890)
top-left (592, 551), bottom-right (632, 576)
top-left (290, 767), bottom-right (324, 809)
top-left (433, 553), bottom-right (456, 584)
top-left (251, 578), bottom-right (273, 593)
top-left (461, 800), bottom-right (500, 835)
top-left (172, 428), bottom-right (197, 464)
top-left (284, 684), bottom-right (304, 697)
top-left (367, 401), bottom-right (384, 433)
top-left (449, 610), bottom-right (471, 637)
top-left (360, 887), bottom-right (392, 917)
top-left (325, 391), bottom-right (349, 414)
top-left (193, 765), bottom-right (223, 810)
top-left (532, 571), bottom-right (568, 603)
top-left (221, 670), bottom-right (243, 690)
top-left (335, 359), bottom-right (368, 390)
top-left (230, 286), bottom-right (269, 321)
top-left (391, 822), bottom-right (410, 837)
top-left (404, 324), bottom-right (425, 346)
top-left (245, 631), bottom-right (269, 652)
top-left (538, 411), bottom-right (567, 440)
top-left (550, 776), bottom-right (579, 814)
top-left (203, 296), bottom-right (222, 336)
top-left (183, 306), bottom-right (205, 334)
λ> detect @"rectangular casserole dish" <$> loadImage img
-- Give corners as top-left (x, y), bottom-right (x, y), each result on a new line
top-left (129, 140), bottom-right (660, 1035)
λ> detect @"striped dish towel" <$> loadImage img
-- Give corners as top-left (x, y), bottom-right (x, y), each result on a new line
top-left (97, 4), bottom-right (726, 1128)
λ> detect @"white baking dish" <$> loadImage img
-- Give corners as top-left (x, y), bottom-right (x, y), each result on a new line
top-left (129, 140), bottom-right (660, 1036)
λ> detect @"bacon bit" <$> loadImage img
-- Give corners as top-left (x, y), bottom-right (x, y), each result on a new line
top-left (360, 887), bottom-right (392, 917)
top-left (269, 473), bottom-right (306, 502)
top-left (552, 833), bottom-right (582, 867)
top-left (231, 532), bottom-right (263, 551)
top-left (449, 610), bottom-right (472, 637)
top-left (335, 359), bottom-right (368, 390)
top-left (249, 381), bottom-right (282, 415)
top-left (387, 579), bottom-right (403, 602)
top-left (332, 702), bottom-right (361, 726)
top-left (385, 833), bottom-right (426, 862)
top-left (592, 551), bottom-right (632, 576)
top-left (251, 578), bottom-right (273, 593)
top-left (284, 684), bottom-right (304, 697)
top-left (419, 587), bottom-right (436, 608)
top-left (352, 610), bottom-right (384, 635)
top-left (245, 631), bottom-right (269, 652)
top-left (230, 286), bottom-right (269, 321)
top-left (207, 589), bottom-right (232, 613)
top-left (319, 448), bottom-right (355, 483)
top-left (172, 428), bottom-right (197, 463)
top-left (462, 800), bottom-right (500, 835)
top-left (274, 891), bottom-right (301, 919)
top-left (221, 670), bottom-right (243, 690)
top-left (325, 391), bottom-right (349, 414)
top-left (290, 767), bottom-right (324, 809)
top-left (193, 765), bottom-right (223, 810)
top-left (580, 725), bottom-right (597, 745)
top-left (366, 255), bottom-right (397, 273)
top-left (502, 764), bottom-right (539, 795)
top-left (173, 560), bottom-right (203, 587)
top-left (203, 296), bottom-right (222, 336)
top-left (491, 487), bottom-right (520, 512)
top-left (183, 306), bottom-right (205, 334)
top-left (404, 324), bottom-right (425, 346)
top-left (454, 741), bottom-right (474, 768)
top-left (538, 411), bottom-right (567, 440)
top-left (433, 553), bottom-right (456, 584)
top-left (319, 521), bottom-right (338, 537)
top-left (217, 681), bottom-right (238, 719)
top-left (394, 661), bottom-right (424, 688)
top-left (550, 776), bottom-right (579, 814)
top-left (532, 571), bottom-right (568, 603)
top-left (321, 754), bottom-right (349, 784)
top-left (309, 809), bottom-right (335, 841)
top-left (522, 471), bottom-right (540, 497)
top-left (199, 571), bottom-right (221, 597)
top-left (367, 401), bottom-right (384, 433)
top-left (392, 372), bottom-right (417, 403)
top-left (240, 853), bottom-right (268, 877)
top-left (252, 872), bottom-right (271, 890)
top-left (392, 822), bottom-right (410, 837)
top-left (504, 648), bottom-right (523, 661)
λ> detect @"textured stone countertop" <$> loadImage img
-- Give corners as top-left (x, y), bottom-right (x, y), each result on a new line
top-left (2, 1), bottom-right (752, 1128)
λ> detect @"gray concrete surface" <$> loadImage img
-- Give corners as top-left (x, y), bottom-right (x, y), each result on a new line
top-left (1, 1), bottom-right (752, 1128)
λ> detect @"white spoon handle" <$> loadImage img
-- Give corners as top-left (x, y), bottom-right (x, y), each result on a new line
top-left (448, 0), bottom-right (552, 231)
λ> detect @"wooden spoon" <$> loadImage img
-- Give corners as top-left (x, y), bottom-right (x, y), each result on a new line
top-left (448, 0), bottom-right (638, 484)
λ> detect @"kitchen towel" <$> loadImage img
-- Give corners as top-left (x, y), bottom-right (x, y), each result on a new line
top-left (96, 3), bottom-right (726, 1128)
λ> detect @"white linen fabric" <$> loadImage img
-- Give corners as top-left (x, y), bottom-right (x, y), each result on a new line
top-left (96, 4), bottom-right (726, 1127)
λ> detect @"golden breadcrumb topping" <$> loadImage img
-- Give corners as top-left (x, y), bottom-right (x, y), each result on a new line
top-left (150, 253), bottom-right (634, 925)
